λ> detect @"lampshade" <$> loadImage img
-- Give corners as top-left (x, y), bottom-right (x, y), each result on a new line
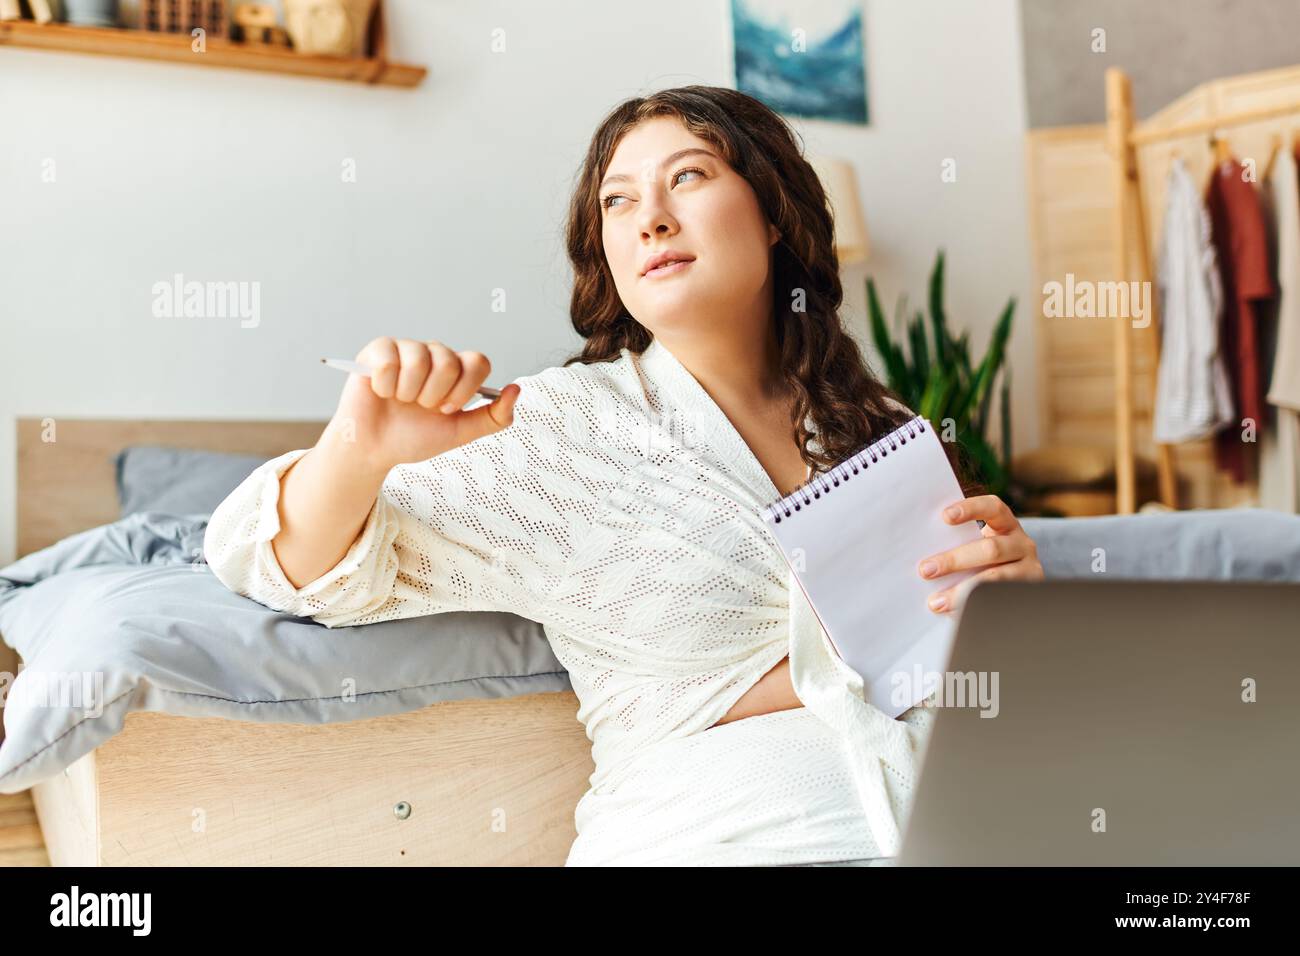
top-left (808, 154), bottom-right (871, 265)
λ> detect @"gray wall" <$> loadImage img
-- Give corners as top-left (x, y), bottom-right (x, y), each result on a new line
top-left (1021, 0), bottom-right (1300, 126)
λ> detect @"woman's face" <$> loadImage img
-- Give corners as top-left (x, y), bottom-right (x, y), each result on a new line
top-left (599, 116), bottom-right (779, 340)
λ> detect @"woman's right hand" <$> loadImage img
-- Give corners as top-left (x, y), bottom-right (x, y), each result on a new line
top-left (328, 336), bottom-right (521, 473)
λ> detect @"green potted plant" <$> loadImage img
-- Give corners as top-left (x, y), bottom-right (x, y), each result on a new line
top-left (867, 250), bottom-right (1031, 512)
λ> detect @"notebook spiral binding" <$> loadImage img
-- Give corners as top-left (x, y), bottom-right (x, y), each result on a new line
top-left (763, 416), bottom-right (926, 525)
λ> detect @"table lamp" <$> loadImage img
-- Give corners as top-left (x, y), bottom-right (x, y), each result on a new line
top-left (808, 154), bottom-right (871, 266)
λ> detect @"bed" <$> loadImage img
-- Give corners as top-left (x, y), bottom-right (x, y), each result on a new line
top-left (4, 417), bottom-right (1299, 867)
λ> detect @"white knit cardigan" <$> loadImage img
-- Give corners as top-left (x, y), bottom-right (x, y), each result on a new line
top-left (203, 336), bottom-right (936, 865)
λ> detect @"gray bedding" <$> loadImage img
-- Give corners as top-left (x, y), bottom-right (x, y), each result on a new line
top-left (0, 512), bottom-right (564, 794)
top-left (1, 506), bottom-right (1298, 794)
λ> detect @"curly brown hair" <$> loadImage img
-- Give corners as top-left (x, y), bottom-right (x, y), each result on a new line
top-left (560, 84), bottom-right (981, 498)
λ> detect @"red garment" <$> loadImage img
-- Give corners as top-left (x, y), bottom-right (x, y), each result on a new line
top-left (1205, 158), bottom-right (1277, 483)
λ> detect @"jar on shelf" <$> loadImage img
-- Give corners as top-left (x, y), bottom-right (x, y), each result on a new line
top-left (283, 0), bottom-right (376, 57)
top-left (63, 0), bottom-right (119, 27)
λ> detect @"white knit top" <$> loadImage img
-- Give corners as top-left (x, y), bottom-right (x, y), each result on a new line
top-left (203, 336), bottom-right (936, 865)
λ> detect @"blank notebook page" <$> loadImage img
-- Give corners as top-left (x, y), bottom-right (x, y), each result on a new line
top-left (763, 416), bottom-right (985, 717)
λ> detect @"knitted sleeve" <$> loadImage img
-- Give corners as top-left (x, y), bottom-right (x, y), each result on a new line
top-left (203, 365), bottom-right (620, 629)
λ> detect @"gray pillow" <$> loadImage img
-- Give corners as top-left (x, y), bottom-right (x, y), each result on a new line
top-left (114, 445), bottom-right (272, 517)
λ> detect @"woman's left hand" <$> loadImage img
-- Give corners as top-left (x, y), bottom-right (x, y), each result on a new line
top-left (917, 494), bottom-right (1044, 615)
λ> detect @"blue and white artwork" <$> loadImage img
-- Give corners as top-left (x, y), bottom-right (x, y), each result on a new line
top-left (730, 0), bottom-right (869, 125)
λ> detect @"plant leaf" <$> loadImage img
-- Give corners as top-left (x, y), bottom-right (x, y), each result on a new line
top-left (908, 310), bottom-right (930, 388)
top-left (928, 250), bottom-right (949, 369)
top-left (867, 278), bottom-right (909, 392)
top-left (967, 297), bottom-right (1015, 430)
top-left (999, 367), bottom-right (1012, 472)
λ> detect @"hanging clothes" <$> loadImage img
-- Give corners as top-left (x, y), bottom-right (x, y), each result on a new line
top-left (1258, 141), bottom-right (1300, 513)
top-left (1205, 156), bottom-right (1278, 484)
top-left (1264, 142), bottom-right (1300, 410)
top-left (1153, 157), bottom-right (1235, 443)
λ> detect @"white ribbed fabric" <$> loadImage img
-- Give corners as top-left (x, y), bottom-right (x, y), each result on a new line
top-left (203, 336), bottom-right (936, 865)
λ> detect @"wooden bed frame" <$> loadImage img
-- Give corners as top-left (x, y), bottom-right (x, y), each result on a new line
top-left (7, 417), bottom-right (594, 866)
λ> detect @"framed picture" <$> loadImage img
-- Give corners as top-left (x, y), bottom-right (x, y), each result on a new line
top-left (727, 0), bottom-right (869, 125)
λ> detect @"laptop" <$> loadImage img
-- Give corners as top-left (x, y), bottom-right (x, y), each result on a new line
top-left (895, 579), bottom-right (1300, 866)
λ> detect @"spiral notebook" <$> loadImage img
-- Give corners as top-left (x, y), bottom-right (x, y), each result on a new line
top-left (762, 416), bottom-right (986, 717)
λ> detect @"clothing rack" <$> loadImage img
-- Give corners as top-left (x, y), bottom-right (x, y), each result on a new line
top-left (1104, 65), bottom-right (1300, 513)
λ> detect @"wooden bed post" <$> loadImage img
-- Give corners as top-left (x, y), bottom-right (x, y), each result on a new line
top-left (1105, 67), bottom-right (1179, 514)
top-left (1106, 68), bottom-right (1138, 514)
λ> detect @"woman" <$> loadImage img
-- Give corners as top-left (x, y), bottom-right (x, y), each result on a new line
top-left (204, 85), bottom-right (1043, 866)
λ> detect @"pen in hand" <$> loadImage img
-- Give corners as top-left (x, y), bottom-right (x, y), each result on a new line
top-left (319, 357), bottom-right (503, 405)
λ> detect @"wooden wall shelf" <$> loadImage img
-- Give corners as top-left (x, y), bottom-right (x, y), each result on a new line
top-left (0, 19), bottom-right (426, 88)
